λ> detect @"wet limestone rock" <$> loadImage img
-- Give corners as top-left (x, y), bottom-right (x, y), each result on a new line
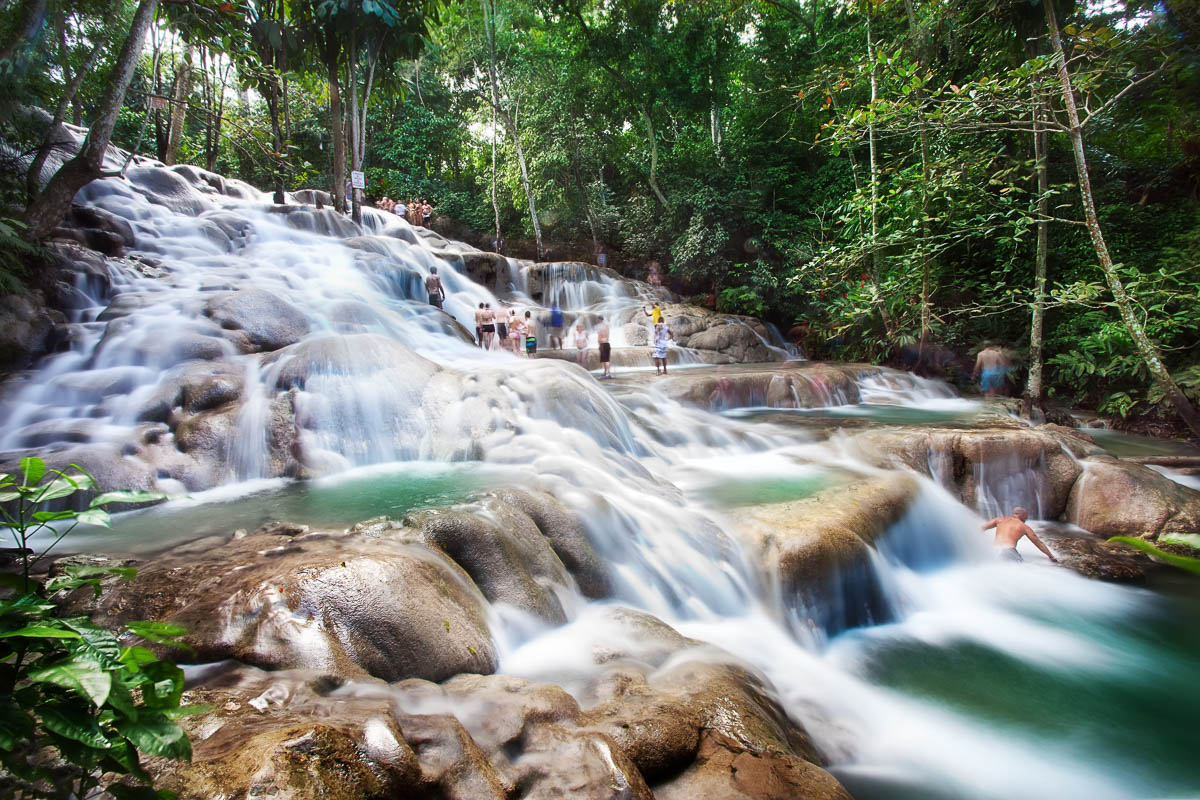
top-left (728, 473), bottom-right (919, 633)
top-left (73, 524), bottom-right (497, 682)
top-left (1065, 458), bottom-right (1200, 537)
top-left (206, 286), bottom-right (310, 351)
top-left (851, 426), bottom-right (1082, 519)
top-left (151, 666), bottom-right (420, 800)
top-left (731, 472), bottom-right (919, 591)
top-left (685, 321), bottom-right (781, 363)
top-left (655, 363), bottom-right (866, 411)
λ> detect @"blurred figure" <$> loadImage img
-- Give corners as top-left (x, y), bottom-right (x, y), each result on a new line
top-left (981, 507), bottom-right (1058, 563)
top-left (474, 303), bottom-right (485, 347)
top-left (972, 342), bottom-right (1011, 398)
top-left (509, 310), bottom-right (525, 354)
top-left (524, 310), bottom-right (538, 355)
top-left (574, 322), bottom-right (589, 368)
top-left (548, 303), bottom-right (564, 349)
top-left (481, 303), bottom-right (496, 350)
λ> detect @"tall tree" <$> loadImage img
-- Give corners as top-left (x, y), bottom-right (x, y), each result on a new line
top-left (24, 0), bottom-right (159, 240)
top-left (1043, 0), bottom-right (1200, 435)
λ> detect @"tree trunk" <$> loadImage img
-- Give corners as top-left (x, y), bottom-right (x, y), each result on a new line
top-left (328, 58), bottom-right (346, 213)
top-left (1044, 0), bottom-right (1200, 435)
top-left (265, 75), bottom-right (286, 204)
top-left (485, 0), bottom-right (501, 245)
top-left (1022, 38), bottom-right (1050, 419)
top-left (25, 0), bottom-right (159, 241)
top-left (164, 41), bottom-right (193, 165)
top-left (498, 108), bottom-right (543, 260)
top-left (904, 0), bottom-right (933, 355)
top-left (25, 34), bottom-right (104, 201)
top-left (864, 7), bottom-right (895, 339)
top-left (347, 38), bottom-right (362, 225)
top-left (640, 104), bottom-right (668, 207)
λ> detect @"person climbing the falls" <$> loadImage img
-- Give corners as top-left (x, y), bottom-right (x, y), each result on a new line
top-left (597, 315), bottom-right (612, 378)
top-left (425, 267), bottom-right (446, 311)
top-left (548, 302), bottom-right (564, 349)
top-left (651, 318), bottom-right (673, 375)
top-left (524, 310), bottom-right (538, 355)
top-left (972, 342), bottom-right (1011, 399)
top-left (981, 507), bottom-right (1059, 564)
top-left (644, 302), bottom-right (663, 325)
top-left (474, 303), bottom-right (485, 347)
top-left (574, 322), bottom-right (590, 368)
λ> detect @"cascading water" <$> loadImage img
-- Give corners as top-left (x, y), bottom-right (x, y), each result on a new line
top-left (3, 158), bottom-right (1197, 799)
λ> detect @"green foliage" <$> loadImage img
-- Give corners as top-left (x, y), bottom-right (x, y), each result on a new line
top-left (1107, 536), bottom-right (1200, 576)
top-left (0, 459), bottom-right (191, 799)
top-left (716, 286), bottom-right (765, 318)
top-left (0, 217), bottom-right (39, 293)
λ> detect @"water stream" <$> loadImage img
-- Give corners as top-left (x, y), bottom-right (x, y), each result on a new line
top-left (3, 160), bottom-right (1196, 798)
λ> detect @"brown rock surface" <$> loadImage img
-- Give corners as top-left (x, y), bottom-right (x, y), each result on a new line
top-left (72, 524), bottom-right (497, 682)
top-left (1065, 458), bottom-right (1200, 537)
top-left (851, 426), bottom-right (1082, 518)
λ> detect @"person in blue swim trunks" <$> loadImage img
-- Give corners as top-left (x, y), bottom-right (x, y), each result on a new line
top-left (971, 342), bottom-right (1011, 399)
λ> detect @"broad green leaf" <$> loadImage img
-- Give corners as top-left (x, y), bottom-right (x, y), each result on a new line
top-left (0, 625), bottom-right (82, 639)
top-left (40, 701), bottom-right (113, 749)
top-left (62, 618), bottom-right (123, 665)
top-left (32, 509), bottom-right (78, 522)
top-left (20, 457), bottom-right (45, 486)
top-left (32, 477), bottom-right (84, 503)
top-left (118, 712), bottom-right (191, 759)
top-left (75, 508), bottom-right (111, 527)
top-left (28, 657), bottom-right (112, 706)
top-left (138, 660), bottom-right (185, 709)
top-left (90, 491), bottom-right (168, 507)
top-left (119, 646), bottom-right (160, 671)
top-left (0, 490), bottom-right (19, 503)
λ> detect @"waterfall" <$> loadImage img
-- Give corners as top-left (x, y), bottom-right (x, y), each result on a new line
top-left (3, 159), bottom-right (1195, 800)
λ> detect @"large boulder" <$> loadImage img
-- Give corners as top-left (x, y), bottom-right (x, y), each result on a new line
top-left (850, 426), bottom-right (1083, 519)
top-left (1065, 457), bottom-right (1200, 537)
top-left (728, 473), bottom-right (920, 634)
top-left (205, 287), bottom-right (310, 351)
top-left (71, 523), bottom-right (497, 682)
top-left (685, 321), bottom-right (782, 363)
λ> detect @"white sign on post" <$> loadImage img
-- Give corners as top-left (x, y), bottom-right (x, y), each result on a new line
top-left (350, 170), bottom-right (366, 190)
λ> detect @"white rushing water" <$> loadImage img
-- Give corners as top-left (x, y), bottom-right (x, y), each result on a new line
top-left (2, 160), bottom-right (1194, 799)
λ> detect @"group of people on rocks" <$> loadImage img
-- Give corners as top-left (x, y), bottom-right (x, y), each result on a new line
top-left (451, 296), bottom-right (673, 378)
top-left (473, 302), bottom-right (540, 356)
top-left (375, 196), bottom-right (433, 227)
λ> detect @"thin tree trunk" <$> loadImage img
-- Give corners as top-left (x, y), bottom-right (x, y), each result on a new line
top-left (25, 0), bottom-right (159, 240)
top-left (347, 35), bottom-right (362, 224)
top-left (640, 105), bottom-right (668, 207)
top-left (864, 7), bottom-right (895, 339)
top-left (498, 108), bottom-right (543, 260)
top-left (25, 34), bottom-right (104, 201)
top-left (1044, 0), bottom-right (1200, 435)
top-left (328, 58), bottom-right (346, 213)
top-left (1023, 92), bottom-right (1049, 418)
top-left (904, 0), bottom-right (933, 354)
top-left (485, 0), bottom-right (500, 245)
top-left (164, 41), bottom-right (193, 165)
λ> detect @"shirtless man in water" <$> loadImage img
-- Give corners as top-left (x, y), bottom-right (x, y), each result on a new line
top-left (981, 506), bottom-right (1058, 563)
top-left (425, 267), bottom-right (446, 310)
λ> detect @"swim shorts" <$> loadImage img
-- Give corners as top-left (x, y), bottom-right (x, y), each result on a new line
top-left (981, 366), bottom-right (1009, 392)
top-left (599, 342), bottom-right (611, 362)
top-left (526, 336), bottom-right (537, 354)
top-left (998, 547), bottom-right (1023, 563)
